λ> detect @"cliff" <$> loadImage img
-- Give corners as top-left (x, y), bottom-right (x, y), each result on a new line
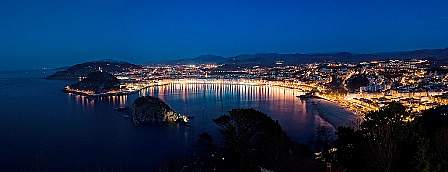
top-left (129, 96), bottom-right (181, 125)
top-left (69, 71), bottom-right (121, 94)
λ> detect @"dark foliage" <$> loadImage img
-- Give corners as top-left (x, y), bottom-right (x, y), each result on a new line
top-left (333, 103), bottom-right (448, 172)
top-left (156, 105), bottom-right (448, 172)
top-left (333, 126), bottom-right (364, 171)
top-left (346, 75), bottom-right (370, 90)
top-left (418, 105), bottom-right (448, 171)
top-left (158, 108), bottom-right (319, 172)
top-left (314, 126), bottom-right (332, 154)
top-left (213, 108), bottom-right (315, 171)
top-left (197, 132), bottom-right (213, 145)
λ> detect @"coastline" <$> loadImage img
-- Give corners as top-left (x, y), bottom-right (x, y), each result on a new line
top-left (304, 97), bottom-right (362, 130)
top-left (62, 79), bottom-right (364, 130)
top-left (62, 88), bottom-right (141, 97)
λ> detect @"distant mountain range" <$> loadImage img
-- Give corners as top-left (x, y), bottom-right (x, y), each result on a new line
top-left (148, 47), bottom-right (448, 67)
top-left (47, 47), bottom-right (448, 80)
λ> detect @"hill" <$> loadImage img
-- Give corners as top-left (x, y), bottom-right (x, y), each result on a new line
top-left (69, 71), bottom-right (121, 94)
top-left (147, 55), bottom-right (226, 65)
top-left (46, 59), bottom-right (140, 80)
top-left (150, 47), bottom-right (448, 66)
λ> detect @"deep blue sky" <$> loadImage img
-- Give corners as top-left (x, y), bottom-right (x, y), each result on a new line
top-left (1, 0), bottom-right (447, 70)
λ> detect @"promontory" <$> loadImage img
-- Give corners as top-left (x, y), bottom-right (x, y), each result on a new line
top-left (65, 71), bottom-right (121, 95)
top-left (46, 59), bottom-right (139, 80)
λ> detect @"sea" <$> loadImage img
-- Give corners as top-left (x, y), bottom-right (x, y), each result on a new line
top-left (0, 69), bottom-right (360, 171)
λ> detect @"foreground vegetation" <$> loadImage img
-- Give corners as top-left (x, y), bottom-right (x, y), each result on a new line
top-left (158, 103), bottom-right (448, 172)
top-left (333, 103), bottom-right (448, 172)
top-left (157, 108), bottom-right (319, 172)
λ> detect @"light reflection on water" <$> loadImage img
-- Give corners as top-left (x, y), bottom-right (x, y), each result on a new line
top-left (139, 83), bottom-right (343, 143)
top-left (67, 94), bottom-right (129, 108)
top-left (142, 83), bottom-right (302, 102)
top-left (0, 71), bottom-right (360, 171)
top-left (67, 83), bottom-right (359, 143)
top-left (68, 83), bottom-right (303, 108)
top-left (66, 83), bottom-right (360, 143)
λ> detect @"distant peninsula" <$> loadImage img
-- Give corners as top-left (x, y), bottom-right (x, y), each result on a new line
top-left (129, 96), bottom-right (189, 125)
top-left (64, 71), bottom-right (121, 95)
top-left (46, 59), bottom-right (139, 80)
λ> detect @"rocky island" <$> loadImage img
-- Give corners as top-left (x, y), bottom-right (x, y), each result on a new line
top-left (64, 71), bottom-right (121, 95)
top-left (129, 96), bottom-right (189, 125)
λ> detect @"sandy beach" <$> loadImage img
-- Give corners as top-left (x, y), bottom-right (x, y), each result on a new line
top-left (305, 98), bottom-right (362, 130)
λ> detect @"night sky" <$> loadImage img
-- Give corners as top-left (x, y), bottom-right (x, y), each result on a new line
top-left (1, 0), bottom-right (447, 70)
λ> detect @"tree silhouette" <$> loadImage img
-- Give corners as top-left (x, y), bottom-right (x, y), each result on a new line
top-left (333, 102), bottom-right (436, 172)
top-left (418, 105), bottom-right (448, 171)
top-left (213, 108), bottom-right (314, 171)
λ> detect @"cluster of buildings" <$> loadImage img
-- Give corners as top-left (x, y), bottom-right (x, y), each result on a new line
top-left (112, 58), bottom-right (448, 116)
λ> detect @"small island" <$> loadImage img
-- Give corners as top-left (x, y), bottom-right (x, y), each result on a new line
top-left (63, 71), bottom-right (125, 96)
top-left (129, 96), bottom-right (189, 125)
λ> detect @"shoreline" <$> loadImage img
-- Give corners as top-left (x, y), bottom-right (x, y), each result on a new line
top-left (62, 88), bottom-right (141, 97)
top-left (305, 97), bottom-right (363, 129)
top-left (62, 80), bottom-right (365, 127)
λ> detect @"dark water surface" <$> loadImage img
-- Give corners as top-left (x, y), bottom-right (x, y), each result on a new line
top-left (0, 70), bottom-right (359, 171)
